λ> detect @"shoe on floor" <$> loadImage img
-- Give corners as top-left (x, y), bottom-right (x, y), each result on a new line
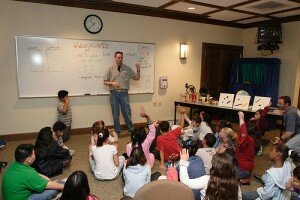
top-left (69, 150), bottom-right (75, 156)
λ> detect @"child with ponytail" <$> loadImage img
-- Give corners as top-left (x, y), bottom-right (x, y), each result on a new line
top-left (90, 128), bottom-right (124, 180)
top-left (243, 143), bottom-right (299, 200)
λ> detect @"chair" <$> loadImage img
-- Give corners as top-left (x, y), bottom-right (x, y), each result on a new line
top-left (133, 180), bottom-right (195, 200)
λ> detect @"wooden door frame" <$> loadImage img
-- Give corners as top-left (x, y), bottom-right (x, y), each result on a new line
top-left (201, 43), bottom-right (243, 93)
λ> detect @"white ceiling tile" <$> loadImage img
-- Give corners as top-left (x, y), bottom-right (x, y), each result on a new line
top-left (112, 0), bottom-right (171, 7)
top-left (272, 9), bottom-right (300, 17)
top-left (191, 0), bottom-right (249, 7)
top-left (166, 2), bottom-right (216, 15)
top-left (235, 0), bottom-right (299, 14)
top-left (237, 17), bottom-right (270, 24)
top-left (209, 10), bottom-right (253, 21)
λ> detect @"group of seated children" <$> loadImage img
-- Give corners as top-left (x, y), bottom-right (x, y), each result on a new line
top-left (4, 94), bottom-right (300, 200)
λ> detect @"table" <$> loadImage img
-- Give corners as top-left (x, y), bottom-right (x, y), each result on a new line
top-left (174, 100), bottom-right (284, 136)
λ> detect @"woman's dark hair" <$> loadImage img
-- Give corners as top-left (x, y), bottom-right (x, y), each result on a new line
top-left (131, 127), bottom-right (147, 148)
top-left (34, 127), bottom-right (56, 158)
top-left (205, 153), bottom-right (239, 200)
top-left (59, 171), bottom-right (97, 200)
top-left (204, 133), bottom-right (217, 148)
top-left (293, 166), bottom-right (300, 180)
top-left (58, 90), bottom-right (68, 100)
top-left (126, 147), bottom-right (147, 169)
top-left (186, 140), bottom-right (199, 156)
top-left (15, 144), bottom-right (34, 163)
top-left (159, 121), bottom-right (170, 132)
top-left (91, 120), bottom-right (105, 134)
top-left (96, 128), bottom-right (109, 147)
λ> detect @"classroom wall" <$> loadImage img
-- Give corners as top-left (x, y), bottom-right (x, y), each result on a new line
top-left (242, 21), bottom-right (300, 105)
top-left (0, 0), bottom-right (243, 135)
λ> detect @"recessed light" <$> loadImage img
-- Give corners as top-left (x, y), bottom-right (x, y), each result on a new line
top-left (188, 7), bottom-right (196, 10)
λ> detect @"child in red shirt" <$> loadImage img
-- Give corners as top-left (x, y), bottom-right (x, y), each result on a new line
top-left (247, 102), bottom-right (271, 155)
top-left (156, 121), bottom-right (183, 171)
top-left (236, 111), bottom-right (255, 184)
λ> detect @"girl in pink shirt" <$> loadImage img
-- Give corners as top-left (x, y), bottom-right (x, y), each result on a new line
top-left (126, 122), bottom-right (157, 168)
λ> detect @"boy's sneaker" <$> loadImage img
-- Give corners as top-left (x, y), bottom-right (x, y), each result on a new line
top-left (256, 145), bottom-right (263, 156)
top-left (0, 140), bottom-right (6, 148)
top-left (69, 150), bottom-right (75, 156)
top-left (0, 161), bottom-right (8, 169)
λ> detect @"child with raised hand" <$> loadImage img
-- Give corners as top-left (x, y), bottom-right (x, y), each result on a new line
top-left (179, 149), bottom-right (242, 199)
top-left (90, 128), bottom-right (124, 180)
top-left (247, 101), bottom-right (272, 155)
top-left (123, 147), bottom-right (151, 198)
top-left (198, 111), bottom-right (213, 140)
top-left (243, 143), bottom-right (299, 200)
top-left (156, 120), bottom-right (183, 171)
top-left (126, 119), bottom-right (157, 168)
top-left (235, 111), bottom-right (255, 183)
top-left (59, 171), bottom-right (99, 200)
top-left (57, 90), bottom-right (72, 142)
top-left (285, 166), bottom-right (300, 199)
top-left (178, 105), bottom-right (202, 142)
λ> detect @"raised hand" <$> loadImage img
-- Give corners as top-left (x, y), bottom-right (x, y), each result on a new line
top-left (180, 148), bottom-right (189, 161)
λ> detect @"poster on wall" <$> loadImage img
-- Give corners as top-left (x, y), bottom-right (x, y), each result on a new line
top-left (252, 96), bottom-right (271, 111)
top-left (218, 93), bottom-right (235, 108)
top-left (233, 95), bottom-right (251, 110)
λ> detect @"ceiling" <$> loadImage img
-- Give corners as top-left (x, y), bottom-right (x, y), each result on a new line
top-left (15, 0), bottom-right (300, 28)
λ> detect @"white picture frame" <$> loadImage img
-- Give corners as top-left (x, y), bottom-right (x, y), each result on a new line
top-left (233, 95), bottom-right (251, 110)
top-left (218, 93), bottom-right (235, 108)
top-left (252, 96), bottom-right (271, 111)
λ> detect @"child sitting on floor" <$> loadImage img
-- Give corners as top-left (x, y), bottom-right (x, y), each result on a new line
top-left (52, 121), bottom-right (75, 156)
top-left (196, 133), bottom-right (216, 174)
top-left (243, 143), bottom-right (299, 200)
top-left (285, 166), bottom-right (300, 200)
top-left (213, 120), bottom-right (232, 148)
top-left (123, 147), bottom-right (151, 198)
top-left (126, 120), bottom-right (157, 168)
top-left (90, 128), bottom-right (124, 180)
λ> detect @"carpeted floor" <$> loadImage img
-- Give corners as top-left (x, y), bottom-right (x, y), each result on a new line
top-left (0, 128), bottom-right (280, 200)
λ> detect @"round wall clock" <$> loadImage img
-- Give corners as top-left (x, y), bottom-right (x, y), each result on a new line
top-left (84, 14), bottom-right (103, 34)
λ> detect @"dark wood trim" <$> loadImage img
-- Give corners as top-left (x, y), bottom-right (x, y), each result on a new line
top-left (231, 15), bottom-right (270, 23)
top-left (267, 7), bottom-right (300, 16)
top-left (158, 0), bottom-right (178, 9)
top-left (11, 0), bottom-right (300, 29)
top-left (227, 0), bottom-right (262, 9)
top-left (243, 14), bottom-right (300, 28)
top-left (13, 0), bottom-right (244, 28)
top-left (0, 122), bottom-right (147, 141)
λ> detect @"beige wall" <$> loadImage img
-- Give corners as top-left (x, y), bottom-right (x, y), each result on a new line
top-left (0, 0), bottom-right (244, 135)
top-left (242, 21), bottom-right (300, 105)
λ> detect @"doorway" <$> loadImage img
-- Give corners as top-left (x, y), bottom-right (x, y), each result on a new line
top-left (201, 43), bottom-right (243, 99)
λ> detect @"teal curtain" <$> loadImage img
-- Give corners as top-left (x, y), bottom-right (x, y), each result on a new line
top-left (229, 58), bottom-right (280, 105)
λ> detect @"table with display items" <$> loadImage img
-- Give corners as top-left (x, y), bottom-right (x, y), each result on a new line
top-left (174, 100), bottom-right (284, 136)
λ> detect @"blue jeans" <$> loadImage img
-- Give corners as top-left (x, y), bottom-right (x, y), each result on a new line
top-left (29, 189), bottom-right (59, 200)
top-left (110, 90), bottom-right (134, 134)
top-left (235, 165), bottom-right (251, 179)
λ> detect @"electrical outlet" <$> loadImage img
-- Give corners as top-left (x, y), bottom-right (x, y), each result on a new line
top-left (158, 102), bottom-right (161, 107)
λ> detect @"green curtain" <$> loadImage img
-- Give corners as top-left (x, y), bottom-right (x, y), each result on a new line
top-left (240, 63), bottom-right (266, 85)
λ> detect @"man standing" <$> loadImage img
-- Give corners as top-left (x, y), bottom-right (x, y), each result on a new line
top-left (277, 96), bottom-right (300, 154)
top-left (104, 51), bottom-right (140, 134)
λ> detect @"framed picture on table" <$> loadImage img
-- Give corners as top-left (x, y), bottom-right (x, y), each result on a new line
top-left (252, 96), bottom-right (271, 111)
top-left (218, 93), bottom-right (235, 108)
top-left (233, 95), bottom-right (251, 110)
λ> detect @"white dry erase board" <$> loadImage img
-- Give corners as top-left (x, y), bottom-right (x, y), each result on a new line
top-left (15, 36), bottom-right (155, 98)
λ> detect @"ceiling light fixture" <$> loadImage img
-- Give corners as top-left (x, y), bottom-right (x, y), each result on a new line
top-left (188, 7), bottom-right (196, 10)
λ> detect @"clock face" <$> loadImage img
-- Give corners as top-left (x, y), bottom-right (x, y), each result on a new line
top-left (84, 14), bottom-right (103, 34)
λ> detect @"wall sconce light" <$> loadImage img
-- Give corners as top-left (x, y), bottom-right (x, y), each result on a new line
top-left (180, 43), bottom-right (188, 59)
